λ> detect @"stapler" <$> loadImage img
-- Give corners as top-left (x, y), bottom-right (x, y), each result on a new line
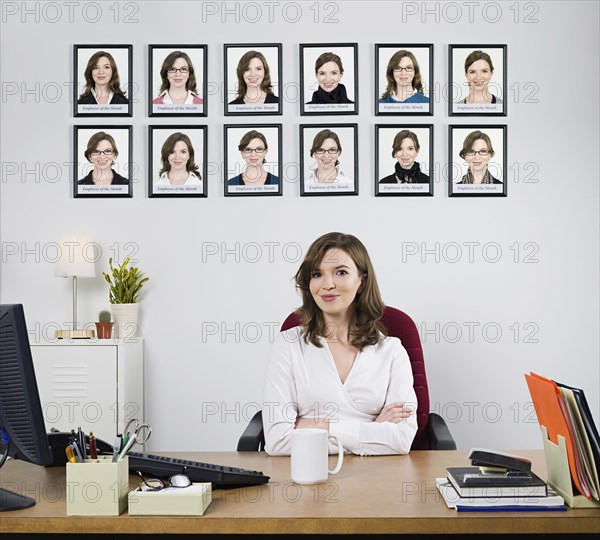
top-left (468, 448), bottom-right (532, 472)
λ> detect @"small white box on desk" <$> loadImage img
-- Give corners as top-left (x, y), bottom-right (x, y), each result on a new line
top-left (66, 456), bottom-right (129, 516)
top-left (128, 483), bottom-right (212, 515)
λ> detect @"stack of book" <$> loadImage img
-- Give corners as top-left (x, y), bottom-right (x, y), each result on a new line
top-left (436, 449), bottom-right (567, 511)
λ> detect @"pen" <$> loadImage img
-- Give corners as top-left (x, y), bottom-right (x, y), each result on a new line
top-left (70, 441), bottom-right (83, 463)
top-left (78, 427), bottom-right (86, 460)
top-left (89, 432), bottom-right (97, 460)
top-left (65, 445), bottom-right (77, 464)
top-left (112, 435), bottom-right (122, 463)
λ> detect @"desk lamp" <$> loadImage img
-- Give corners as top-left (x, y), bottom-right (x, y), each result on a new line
top-left (54, 233), bottom-right (96, 339)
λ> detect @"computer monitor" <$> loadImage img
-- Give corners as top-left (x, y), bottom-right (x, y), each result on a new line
top-left (0, 304), bottom-right (52, 511)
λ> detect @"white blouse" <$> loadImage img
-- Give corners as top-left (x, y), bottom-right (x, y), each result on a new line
top-left (263, 327), bottom-right (418, 456)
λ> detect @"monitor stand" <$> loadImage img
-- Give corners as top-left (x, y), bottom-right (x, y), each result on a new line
top-left (0, 487), bottom-right (36, 512)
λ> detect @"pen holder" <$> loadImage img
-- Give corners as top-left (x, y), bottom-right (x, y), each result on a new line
top-left (66, 456), bottom-right (129, 516)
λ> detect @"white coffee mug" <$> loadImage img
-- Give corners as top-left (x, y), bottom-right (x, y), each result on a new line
top-left (291, 428), bottom-right (344, 484)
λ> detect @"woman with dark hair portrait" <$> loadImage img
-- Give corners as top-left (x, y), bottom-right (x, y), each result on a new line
top-left (78, 132), bottom-right (128, 185)
top-left (229, 51), bottom-right (279, 105)
top-left (306, 52), bottom-right (354, 104)
top-left (307, 129), bottom-right (351, 186)
top-left (461, 50), bottom-right (502, 105)
top-left (77, 51), bottom-right (128, 105)
top-left (153, 51), bottom-right (203, 105)
top-left (156, 132), bottom-right (202, 187)
top-left (379, 50), bottom-right (429, 104)
top-left (458, 130), bottom-right (501, 184)
top-left (228, 130), bottom-right (279, 186)
top-left (380, 130), bottom-right (429, 184)
top-left (263, 232), bottom-right (418, 456)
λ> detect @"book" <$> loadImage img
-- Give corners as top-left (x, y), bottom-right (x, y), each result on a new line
top-left (446, 467), bottom-right (547, 498)
top-left (436, 478), bottom-right (566, 512)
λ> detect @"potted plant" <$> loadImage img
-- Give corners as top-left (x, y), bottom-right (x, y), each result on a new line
top-left (95, 310), bottom-right (114, 339)
top-left (102, 257), bottom-right (149, 338)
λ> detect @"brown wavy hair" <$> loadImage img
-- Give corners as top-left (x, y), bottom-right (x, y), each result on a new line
top-left (381, 50), bottom-right (423, 99)
top-left (294, 232), bottom-right (387, 350)
top-left (79, 51), bottom-right (126, 100)
top-left (84, 132), bottom-right (118, 162)
top-left (235, 51), bottom-right (274, 99)
top-left (392, 130), bottom-right (420, 157)
top-left (464, 50), bottom-right (494, 73)
top-left (159, 132), bottom-right (201, 178)
top-left (459, 130), bottom-right (495, 160)
top-left (158, 51), bottom-right (199, 95)
top-left (310, 129), bottom-right (342, 167)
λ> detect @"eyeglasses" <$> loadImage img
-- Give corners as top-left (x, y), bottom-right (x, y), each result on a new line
top-left (314, 148), bottom-right (339, 155)
top-left (465, 149), bottom-right (490, 157)
top-left (90, 149), bottom-right (114, 157)
top-left (393, 66), bottom-right (415, 73)
top-left (242, 147), bottom-right (266, 154)
top-left (136, 471), bottom-right (192, 492)
top-left (167, 67), bottom-right (189, 74)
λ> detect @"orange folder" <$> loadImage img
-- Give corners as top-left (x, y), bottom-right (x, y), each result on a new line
top-left (524, 372), bottom-right (589, 499)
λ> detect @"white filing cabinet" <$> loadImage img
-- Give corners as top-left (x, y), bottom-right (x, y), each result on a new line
top-left (30, 338), bottom-right (144, 444)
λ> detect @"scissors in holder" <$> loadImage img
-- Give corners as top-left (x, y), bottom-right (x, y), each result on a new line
top-left (118, 419), bottom-right (152, 460)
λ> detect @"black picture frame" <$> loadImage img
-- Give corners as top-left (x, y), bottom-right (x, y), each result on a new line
top-left (300, 43), bottom-right (358, 116)
top-left (148, 45), bottom-right (208, 117)
top-left (148, 126), bottom-right (208, 198)
top-left (449, 44), bottom-right (507, 117)
top-left (375, 124), bottom-right (434, 197)
top-left (73, 45), bottom-right (133, 117)
top-left (224, 124), bottom-right (283, 196)
top-left (300, 123), bottom-right (358, 196)
top-left (73, 125), bottom-right (133, 198)
top-left (224, 44), bottom-right (282, 116)
top-left (448, 124), bottom-right (507, 197)
top-left (375, 44), bottom-right (433, 117)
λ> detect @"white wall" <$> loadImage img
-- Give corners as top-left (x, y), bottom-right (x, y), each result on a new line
top-left (1, 1), bottom-right (598, 452)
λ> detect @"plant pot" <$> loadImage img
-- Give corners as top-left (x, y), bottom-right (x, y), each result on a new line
top-left (95, 322), bottom-right (114, 339)
top-left (111, 303), bottom-right (139, 339)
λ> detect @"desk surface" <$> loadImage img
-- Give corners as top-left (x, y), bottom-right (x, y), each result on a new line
top-left (1, 450), bottom-right (599, 535)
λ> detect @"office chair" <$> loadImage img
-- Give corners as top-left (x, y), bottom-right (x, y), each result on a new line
top-left (238, 306), bottom-right (456, 452)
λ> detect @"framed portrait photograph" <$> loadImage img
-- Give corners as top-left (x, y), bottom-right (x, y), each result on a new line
top-left (449, 125), bottom-right (507, 197)
top-left (375, 44), bottom-right (433, 116)
top-left (375, 125), bottom-right (433, 197)
top-left (449, 44), bottom-right (507, 116)
top-left (74, 125), bottom-right (132, 198)
top-left (300, 124), bottom-right (358, 196)
top-left (224, 124), bottom-right (282, 196)
top-left (148, 126), bottom-right (207, 198)
top-left (73, 45), bottom-right (132, 117)
top-left (300, 43), bottom-right (358, 116)
top-left (148, 45), bottom-right (207, 117)
top-left (224, 44), bottom-right (282, 116)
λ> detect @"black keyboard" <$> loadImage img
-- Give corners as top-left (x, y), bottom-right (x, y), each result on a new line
top-left (127, 452), bottom-right (270, 489)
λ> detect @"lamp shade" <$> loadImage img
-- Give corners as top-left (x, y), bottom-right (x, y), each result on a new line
top-left (54, 233), bottom-right (97, 278)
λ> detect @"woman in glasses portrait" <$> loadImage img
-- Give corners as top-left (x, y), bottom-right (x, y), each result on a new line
top-left (228, 130), bottom-right (280, 186)
top-left (379, 130), bottom-right (429, 184)
top-left (229, 51), bottom-right (279, 106)
top-left (153, 51), bottom-right (204, 105)
top-left (306, 52), bottom-right (354, 105)
top-left (458, 130), bottom-right (501, 184)
top-left (307, 129), bottom-right (352, 187)
top-left (77, 51), bottom-right (128, 105)
top-left (78, 132), bottom-right (128, 185)
top-left (379, 50), bottom-right (429, 104)
top-left (156, 132), bottom-right (203, 187)
top-left (461, 50), bottom-right (502, 106)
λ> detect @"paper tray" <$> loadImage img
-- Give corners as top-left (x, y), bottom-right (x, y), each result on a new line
top-left (128, 483), bottom-right (212, 515)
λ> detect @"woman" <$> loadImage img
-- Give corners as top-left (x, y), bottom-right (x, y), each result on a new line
top-left (306, 52), bottom-right (354, 104)
top-left (458, 130), bottom-right (501, 184)
top-left (307, 129), bottom-right (351, 186)
top-left (379, 50), bottom-right (429, 104)
top-left (156, 132), bottom-right (202, 187)
top-left (379, 130), bottom-right (429, 184)
top-left (229, 51), bottom-right (279, 105)
top-left (78, 132), bottom-right (128, 185)
top-left (263, 232), bottom-right (418, 456)
top-left (153, 51), bottom-right (203, 105)
top-left (77, 51), bottom-right (128, 105)
top-left (228, 130), bottom-right (279, 186)
top-left (462, 50), bottom-right (502, 105)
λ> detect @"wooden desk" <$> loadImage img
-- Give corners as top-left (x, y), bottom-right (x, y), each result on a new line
top-left (1, 450), bottom-right (599, 536)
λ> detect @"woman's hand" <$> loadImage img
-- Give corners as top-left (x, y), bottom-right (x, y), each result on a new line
top-left (375, 402), bottom-right (414, 424)
top-left (295, 416), bottom-right (330, 431)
